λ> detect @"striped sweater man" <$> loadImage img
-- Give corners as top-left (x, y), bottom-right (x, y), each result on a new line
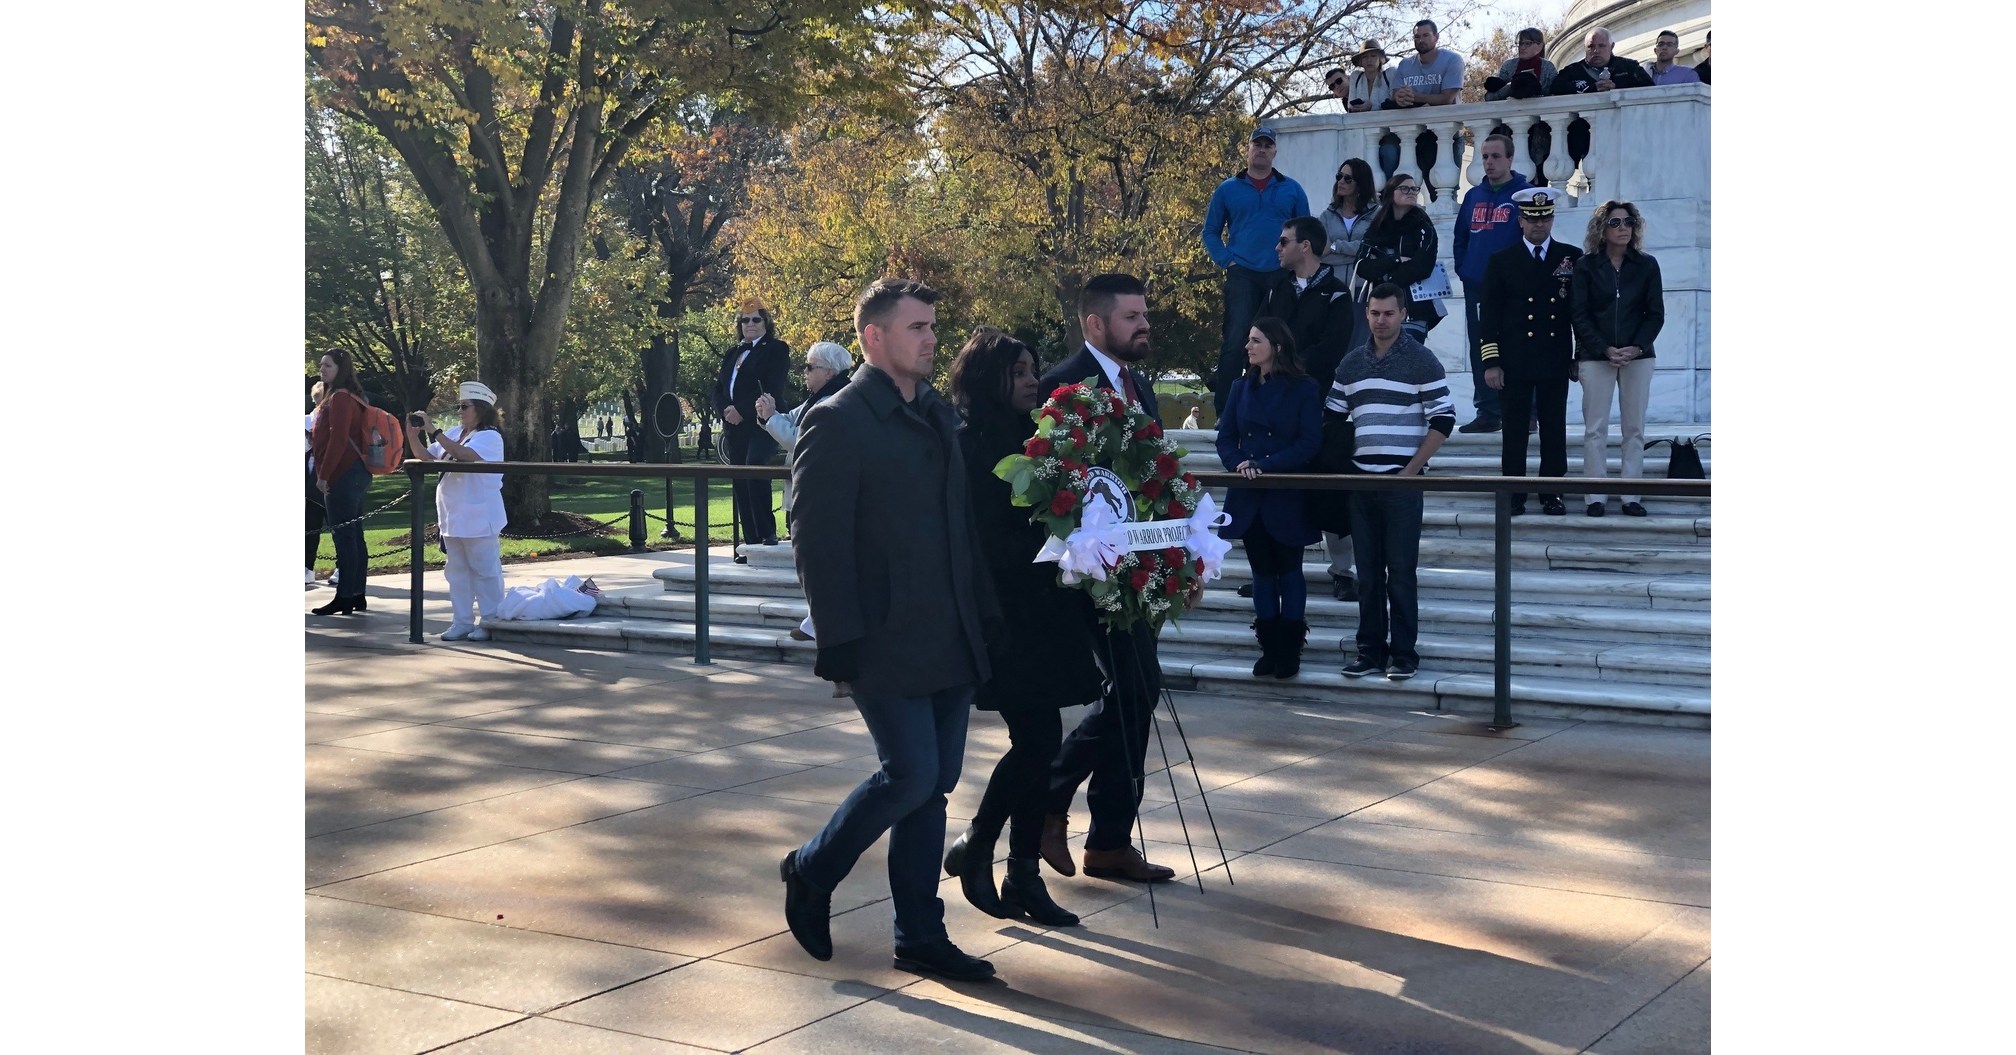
top-left (1328, 333), bottom-right (1456, 472)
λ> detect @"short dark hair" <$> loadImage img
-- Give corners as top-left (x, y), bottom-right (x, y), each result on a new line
top-left (1079, 273), bottom-right (1148, 323)
top-left (1243, 316), bottom-right (1306, 382)
top-left (1324, 67), bottom-right (1347, 81)
top-left (1414, 19), bottom-right (1438, 34)
top-left (1482, 133), bottom-right (1514, 158)
top-left (853, 278), bottom-right (940, 336)
top-left (1367, 282), bottom-right (1411, 310)
top-left (947, 327), bottom-right (1035, 422)
top-left (1657, 29), bottom-right (1679, 43)
top-left (1517, 27), bottom-right (1543, 45)
top-left (1283, 216), bottom-right (1327, 252)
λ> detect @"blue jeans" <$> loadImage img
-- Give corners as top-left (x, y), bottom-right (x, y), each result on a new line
top-left (797, 684), bottom-right (972, 948)
top-left (1349, 488), bottom-right (1424, 665)
top-left (324, 461), bottom-right (371, 598)
top-left (1215, 265), bottom-right (1275, 414)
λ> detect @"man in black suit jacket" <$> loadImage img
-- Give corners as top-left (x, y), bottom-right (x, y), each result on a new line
top-left (1478, 188), bottom-right (1582, 515)
top-left (1036, 273), bottom-right (1176, 885)
top-left (712, 301), bottom-right (792, 547)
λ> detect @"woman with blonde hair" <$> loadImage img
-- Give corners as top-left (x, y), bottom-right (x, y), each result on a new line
top-left (1571, 200), bottom-right (1664, 517)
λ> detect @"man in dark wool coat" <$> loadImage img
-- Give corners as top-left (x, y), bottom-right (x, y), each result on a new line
top-left (777, 277), bottom-right (1004, 982)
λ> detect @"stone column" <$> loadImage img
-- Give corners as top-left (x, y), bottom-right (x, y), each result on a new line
top-left (1428, 118), bottom-right (1465, 216)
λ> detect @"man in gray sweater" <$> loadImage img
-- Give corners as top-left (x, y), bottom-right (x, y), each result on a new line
top-left (1327, 283), bottom-right (1454, 682)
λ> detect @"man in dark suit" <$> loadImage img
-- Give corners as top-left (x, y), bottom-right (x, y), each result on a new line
top-left (712, 300), bottom-right (792, 548)
top-left (1478, 188), bottom-right (1582, 515)
top-left (1036, 273), bottom-right (1176, 885)
top-left (779, 278), bottom-right (1004, 982)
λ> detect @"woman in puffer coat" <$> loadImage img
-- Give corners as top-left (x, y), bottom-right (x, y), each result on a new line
top-left (1355, 173), bottom-right (1444, 341)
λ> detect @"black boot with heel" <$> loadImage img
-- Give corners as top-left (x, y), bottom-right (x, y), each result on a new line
top-left (1001, 857), bottom-right (1079, 926)
top-left (943, 823), bottom-right (1007, 918)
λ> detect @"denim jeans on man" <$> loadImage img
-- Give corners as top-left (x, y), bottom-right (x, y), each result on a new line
top-left (325, 461), bottom-right (372, 597)
top-left (1462, 295), bottom-right (1502, 423)
top-left (795, 685), bottom-right (971, 947)
top-left (1348, 488), bottom-right (1425, 665)
top-left (1215, 265), bottom-right (1275, 413)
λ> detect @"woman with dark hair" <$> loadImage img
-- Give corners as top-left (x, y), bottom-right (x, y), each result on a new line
top-left (1486, 28), bottom-right (1557, 99)
top-left (309, 349), bottom-right (374, 615)
top-left (1572, 200), bottom-right (1664, 518)
top-left (405, 382), bottom-right (509, 639)
top-left (1355, 173), bottom-right (1444, 341)
top-left (1320, 156), bottom-right (1379, 355)
top-left (306, 381), bottom-right (327, 585)
top-left (712, 299), bottom-right (791, 550)
top-left (943, 328), bottom-right (1102, 927)
top-left (1215, 317), bottom-right (1323, 678)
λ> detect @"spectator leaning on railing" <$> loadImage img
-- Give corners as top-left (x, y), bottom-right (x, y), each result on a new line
top-left (1549, 27), bottom-right (1652, 95)
top-left (1646, 29), bottom-right (1701, 85)
top-left (1694, 31), bottom-right (1711, 84)
top-left (1201, 126), bottom-right (1310, 416)
top-left (1485, 27), bottom-right (1555, 100)
top-left (1391, 20), bottom-right (1463, 195)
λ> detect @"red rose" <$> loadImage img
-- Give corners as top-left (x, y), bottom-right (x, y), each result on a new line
top-left (1165, 574), bottom-right (1185, 596)
top-left (1169, 500), bottom-right (1189, 518)
top-left (1181, 472), bottom-right (1198, 488)
top-left (1060, 458), bottom-right (1084, 475)
top-left (1025, 437), bottom-right (1053, 458)
top-left (1130, 568), bottom-right (1152, 591)
top-left (1140, 478), bottom-right (1163, 499)
top-left (1050, 385), bottom-right (1079, 402)
top-left (1192, 558), bottom-right (1205, 575)
top-left (1140, 422), bottom-right (1163, 439)
top-left (1155, 453), bottom-right (1180, 480)
top-left (1050, 489), bottom-right (1078, 516)
top-left (1163, 547), bottom-right (1184, 566)
top-left (1069, 427), bottom-right (1088, 446)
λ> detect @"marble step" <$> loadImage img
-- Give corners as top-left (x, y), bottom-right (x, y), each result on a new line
top-left (635, 573), bottom-right (1708, 648)
top-left (1166, 425), bottom-right (1711, 453)
top-left (479, 615), bottom-right (1708, 727)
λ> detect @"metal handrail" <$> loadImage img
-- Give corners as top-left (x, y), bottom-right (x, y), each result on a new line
top-left (400, 460), bottom-right (1711, 729)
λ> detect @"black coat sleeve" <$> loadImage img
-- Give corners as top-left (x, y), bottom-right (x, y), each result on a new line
top-left (1387, 221), bottom-right (1437, 286)
top-left (790, 401), bottom-right (865, 648)
top-left (757, 340), bottom-right (791, 407)
top-left (1631, 256), bottom-right (1665, 351)
top-left (1477, 253), bottom-right (1508, 366)
top-left (1570, 256), bottom-right (1603, 355)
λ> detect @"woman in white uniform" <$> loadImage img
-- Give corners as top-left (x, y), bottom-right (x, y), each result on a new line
top-left (404, 381), bottom-right (508, 640)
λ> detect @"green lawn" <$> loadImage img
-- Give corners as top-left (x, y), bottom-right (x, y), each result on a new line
top-left (309, 465), bottom-right (779, 574)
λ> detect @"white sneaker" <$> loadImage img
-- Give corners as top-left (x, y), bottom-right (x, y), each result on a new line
top-left (440, 624), bottom-right (475, 641)
top-left (469, 627), bottom-right (492, 641)
top-left (304, 568), bottom-right (316, 584)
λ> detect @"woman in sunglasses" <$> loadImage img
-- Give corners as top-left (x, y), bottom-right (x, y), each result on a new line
top-left (1571, 200), bottom-right (1664, 518)
top-left (404, 382), bottom-right (509, 639)
top-left (1354, 173), bottom-right (1444, 341)
top-left (1319, 157), bottom-right (1379, 312)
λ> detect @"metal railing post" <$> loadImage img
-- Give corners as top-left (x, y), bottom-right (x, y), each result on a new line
top-left (407, 464), bottom-right (425, 645)
top-left (1490, 487), bottom-right (1518, 730)
top-left (662, 477), bottom-right (679, 539)
top-left (693, 472), bottom-right (712, 665)
top-left (628, 489), bottom-right (646, 552)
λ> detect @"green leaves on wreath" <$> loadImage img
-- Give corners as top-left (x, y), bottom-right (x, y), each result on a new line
top-left (993, 452), bottom-right (1037, 507)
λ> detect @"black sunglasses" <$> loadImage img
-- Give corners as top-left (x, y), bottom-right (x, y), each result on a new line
top-left (1335, 173), bottom-right (1355, 182)
top-left (737, 315), bottom-right (764, 324)
top-left (456, 402), bottom-right (474, 409)
top-left (1605, 217), bottom-right (1639, 229)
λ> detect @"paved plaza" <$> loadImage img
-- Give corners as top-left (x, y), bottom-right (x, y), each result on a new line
top-left (305, 555), bottom-right (1709, 1054)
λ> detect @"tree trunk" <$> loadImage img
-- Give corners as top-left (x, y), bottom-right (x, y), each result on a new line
top-left (475, 283), bottom-right (552, 529)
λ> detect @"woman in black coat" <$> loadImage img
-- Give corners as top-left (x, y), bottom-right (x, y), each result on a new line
top-left (943, 328), bottom-right (1104, 927)
top-left (1355, 173), bottom-right (1445, 341)
top-left (1571, 199), bottom-right (1665, 518)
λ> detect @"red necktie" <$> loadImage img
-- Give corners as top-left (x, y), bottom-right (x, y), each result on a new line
top-left (1120, 369), bottom-right (1141, 408)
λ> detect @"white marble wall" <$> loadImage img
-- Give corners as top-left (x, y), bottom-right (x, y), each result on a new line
top-left (1270, 84), bottom-right (1709, 424)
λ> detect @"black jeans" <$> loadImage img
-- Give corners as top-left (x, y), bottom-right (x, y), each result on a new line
top-left (1461, 296), bottom-right (1502, 422)
top-left (1047, 625), bottom-right (1159, 851)
top-left (1499, 374), bottom-right (1571, 503)
top-left (1349, 488), bottom-right (1425, 665)
top-left (723, 425), bottom-right (779, 542)
top-left (973, 706), bottom-right (1066, 860)
top-left (1215, 265), bottom-right (1274, 414)
top-left (305, 464), bottom-right (325, 569)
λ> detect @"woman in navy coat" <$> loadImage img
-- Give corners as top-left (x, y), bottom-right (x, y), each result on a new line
top-left (1215, 316), bottom-right (1323, 678)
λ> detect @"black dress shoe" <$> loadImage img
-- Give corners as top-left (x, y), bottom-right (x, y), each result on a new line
top-left (1586, 502), bottom-right (1605, 517)
top-left (1509, 501), bottom-right (1528, 517)
top-left (1542, 496), bottom-right (1566, 516)
top-left (1621, 502), bottom-right (1648, 517)
top-left (893, 938), bottom-right (996, 981)
top-left (1330, 575), bottom-right (1356, 602)
top-left (761, 536), bottom-right (780, 546)
top-left (310, 596), bottom-right (359, 616)
top-left (1236, 582), bottom-right (1254, 598)
top-left (779, 850), bottom-right (833, 961)
top-left (1457, 417), bottom-right (1502, 434)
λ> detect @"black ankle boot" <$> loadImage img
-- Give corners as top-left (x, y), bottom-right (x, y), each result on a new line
top-left (311, 596), bottom-right (357, 616)
top-left (944, 824), bottom-right (1006, 918)
top-left (1001, 857), bottom-right (1079, 926)
top-left (1250, 617), bottom-right (1280, 677)
top-left (1274, 619), bottom-right (1309, 679)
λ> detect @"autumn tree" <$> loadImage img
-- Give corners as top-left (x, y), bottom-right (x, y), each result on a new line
top-left (306, 0), bottom-right (894, 526)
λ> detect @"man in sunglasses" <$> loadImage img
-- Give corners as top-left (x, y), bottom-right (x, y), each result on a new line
top-left (712, 299), bottom-right (793, 550)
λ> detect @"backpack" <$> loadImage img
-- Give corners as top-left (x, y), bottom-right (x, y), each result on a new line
top-left (341, 391), bottom-right (408, 475)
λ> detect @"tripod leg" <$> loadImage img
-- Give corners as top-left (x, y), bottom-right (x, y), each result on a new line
top-left (1161, 686), bottom-right (1235, 884)
top-left (1152, 708), bottom-right (1206, 894)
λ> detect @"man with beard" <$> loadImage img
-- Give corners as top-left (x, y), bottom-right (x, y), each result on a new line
top-left (1037, 273), bottom-right (1177, 884)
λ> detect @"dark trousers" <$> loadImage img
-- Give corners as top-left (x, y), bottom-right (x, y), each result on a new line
top-left (1215, 265), bottom-right (1275, 414)
top-left (306, 464), bottom-right (325, 569)
top-left (1349, 488), bottom-right (1425, 665)
top-left (797, 684), bottom-right (972, 948)
top-left (973, 706), bottom-right (1066, 860)
top-left (1461, 297), bottom-right (1502, 422)
top-left (1047, 625), bottom-right (1160, 851)
top-left (1499, 373), bottom-right (1571, 503)
top-left (1242, 526), bottom-right (1309, 622)
top-left (724, 425), bottom-right (779, 542)
top-left (325, 461), bottom-right (371, 599)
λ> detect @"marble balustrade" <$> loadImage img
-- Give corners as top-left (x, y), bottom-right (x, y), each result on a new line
top-left (1267, 83), bottom-right (1710, 425)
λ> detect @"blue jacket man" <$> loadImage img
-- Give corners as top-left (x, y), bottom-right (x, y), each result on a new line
top-left (1450, 133), bottom-right (1531, 432)
top-left (1201, 126), bottom-right (1309, 416)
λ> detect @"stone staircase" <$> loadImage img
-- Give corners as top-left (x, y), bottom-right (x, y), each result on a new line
top-left (488, 424), bottom-right (1711, 727)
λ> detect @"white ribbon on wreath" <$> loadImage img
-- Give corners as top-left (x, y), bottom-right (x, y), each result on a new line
top-left (1183, 491), bottom-right (1235, 581)
top-left (1033, 501), bottom-right (1130, 583)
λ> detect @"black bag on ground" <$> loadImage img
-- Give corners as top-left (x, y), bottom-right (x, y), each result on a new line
top-left (1307, 409), bottom-right (1361, 536)
top-left (1648, 433), bottom-right (1708, 479)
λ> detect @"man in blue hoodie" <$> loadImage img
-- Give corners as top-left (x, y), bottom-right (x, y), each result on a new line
top-left (1202, 126), bottom-right (1309, 414)
top-left (1451, 133), bottom-right (1530, 433)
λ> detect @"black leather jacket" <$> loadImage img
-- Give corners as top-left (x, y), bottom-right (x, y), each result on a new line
top-left (1570, 250), bottom-right (1664, 361)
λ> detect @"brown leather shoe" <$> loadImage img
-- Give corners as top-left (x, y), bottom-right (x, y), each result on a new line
top-left (1081, 845), bottom-right (1175, 883)
top-left (1039, 814), bottom-right (1076, 877)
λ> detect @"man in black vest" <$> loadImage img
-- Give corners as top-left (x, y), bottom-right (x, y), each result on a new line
top-left (779, 278), bottom-right (1004, 981)
top-left (1036, 273), bottom-right (1176, 884)
top-left (712, 300), bottom-right (791, 547)
top-left (1478, 188), bottom-right (1582, 515)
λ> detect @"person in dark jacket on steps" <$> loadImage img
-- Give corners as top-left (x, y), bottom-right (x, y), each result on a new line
top-left (1356, 174), bottom-right (1444, 342)
top-left (1571, 200), bottom-right (1664, 518)
top-left (941, 329), bottom-right (1103, 928)
top-left (1216, 317), bottom-right (1323, 679)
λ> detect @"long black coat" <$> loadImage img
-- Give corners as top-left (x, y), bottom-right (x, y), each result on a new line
top-left (790, 364), bottom-right (1000, 698)
top-left (960, 411), bottom-right (1105, 712)
top-left (712, 335), bottom-right (791, 448)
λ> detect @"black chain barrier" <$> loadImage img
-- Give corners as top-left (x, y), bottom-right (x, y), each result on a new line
top-left (308, 489), bottom-right (413, 534)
